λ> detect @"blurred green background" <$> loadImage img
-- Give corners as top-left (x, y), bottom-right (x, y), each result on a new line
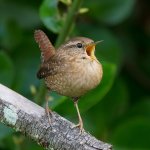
top-left (0, 0), bottom-right (150, 150)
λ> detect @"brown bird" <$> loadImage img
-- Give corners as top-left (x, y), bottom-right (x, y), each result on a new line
top-left (34, 29), bottom-right (103, 132)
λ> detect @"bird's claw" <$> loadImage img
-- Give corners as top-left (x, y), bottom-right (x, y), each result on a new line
top-left (45, 107), bottom-right (52, 124)
top-left (71, 123), bottom-right (84, 134)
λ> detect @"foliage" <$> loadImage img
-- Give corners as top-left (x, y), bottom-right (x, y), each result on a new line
top-left (40, 0), bottom-right (63, 33)
top-left (0, 0), bottom-right (150, 150)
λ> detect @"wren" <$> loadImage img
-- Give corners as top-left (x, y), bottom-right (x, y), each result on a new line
top-left (34, 29), bottom-right (103, 132)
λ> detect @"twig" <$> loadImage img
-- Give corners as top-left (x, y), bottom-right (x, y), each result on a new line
top-left (56, 0), bottom-right (83, 47)
top-left (0, 84), bottom-right (112, 150)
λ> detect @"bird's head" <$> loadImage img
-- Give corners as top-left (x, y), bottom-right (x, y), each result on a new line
top-left (59, 37), bottom-right (103, 61)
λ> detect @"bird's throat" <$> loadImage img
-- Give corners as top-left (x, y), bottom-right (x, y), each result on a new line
top-left (86, 45), bottom-right (96, 60)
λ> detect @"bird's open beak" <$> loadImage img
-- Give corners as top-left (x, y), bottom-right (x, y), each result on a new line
top-left (85, 40), bottom-right (103, 60)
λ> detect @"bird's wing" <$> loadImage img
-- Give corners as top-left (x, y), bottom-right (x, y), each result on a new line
top-left (37, 54), bottom-right (66, 79)
top-left (34, 30), bottom-right (55, 63)
top-left (37, 63), bottom-right (55, 79)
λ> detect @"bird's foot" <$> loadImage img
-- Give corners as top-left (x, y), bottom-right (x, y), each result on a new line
top-left (45, 107), bottom-right (52, 124)
top-left (71, 122), bottom-right (84, 134)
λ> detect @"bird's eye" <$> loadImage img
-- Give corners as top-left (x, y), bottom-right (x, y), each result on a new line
top-left (77, 43), bottom-right (83, 48)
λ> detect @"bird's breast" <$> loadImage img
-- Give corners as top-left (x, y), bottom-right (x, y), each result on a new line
top-left (45, 59), bottom-right (103, 97)
top-left (70, 60), bottom-right (103, 96)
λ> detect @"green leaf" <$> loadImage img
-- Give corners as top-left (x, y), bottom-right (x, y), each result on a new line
top-left (0, 1), bottom-right (40, 29)
top-left (128, 97), bottom-right (150, 119)
top-left (0, 51), bottom-right (14, 86)
top-left (40, 0), bottom-right (64, 33)
top-left (11, 36), bottom-right (40, 97)
top-left (85, 78), bottom-right (129, 137)
top-left (0, 124), bottom-right (13, 140)
top-left (59, 0), bottom-right (72, 5)
top-left (79, 8), bottom-right (89, 14)
top-left (111, 99), bottom-right (150, 149)
top-left (0, 21), bottom-right (22, 50)
top-left (111, 118), bottom-right (150, 150)
top-left (85, 0), bottom-right (135, 25)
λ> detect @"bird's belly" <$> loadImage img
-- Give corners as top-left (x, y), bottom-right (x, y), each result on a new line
top-left (45, 61), bottom-right (102, 97)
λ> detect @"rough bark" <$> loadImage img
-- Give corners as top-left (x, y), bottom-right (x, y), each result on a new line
top-left (0, 84), bottom-right (112, 150)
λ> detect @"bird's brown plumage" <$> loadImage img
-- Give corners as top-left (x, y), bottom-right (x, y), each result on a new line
top-left (34, 30), bottom-right (55, 63)
top-left (34, 29), bottom-right (103, 131)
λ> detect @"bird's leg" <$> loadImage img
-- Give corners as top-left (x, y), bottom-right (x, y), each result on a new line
top-left (72, 97), bottom-right (84, 133)
top-left (45, 92), bottom-right (52, 124)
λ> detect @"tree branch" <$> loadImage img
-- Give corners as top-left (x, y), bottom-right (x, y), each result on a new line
top-left (0, 84), bottom-right (112, 150)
